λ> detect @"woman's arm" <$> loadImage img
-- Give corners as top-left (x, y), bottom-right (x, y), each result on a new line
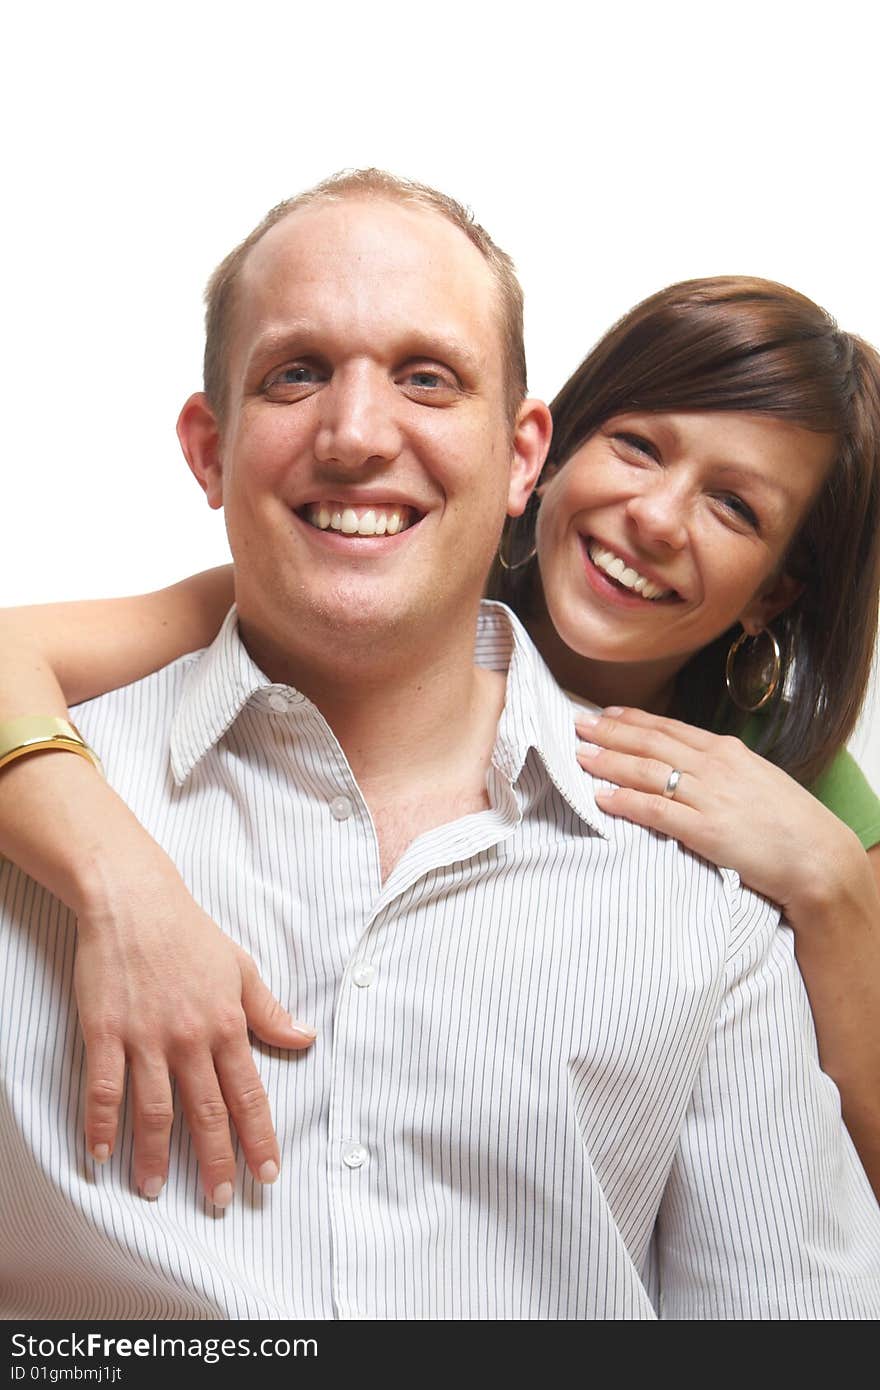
top-left (0, 568), bottom-right (315, 1206)
top-left (575, 705), bottom-right (880, 1200)
top-left (787, 842), bottom-right (880, 1196)
top-left (0, 565), bottom-right (236, 710)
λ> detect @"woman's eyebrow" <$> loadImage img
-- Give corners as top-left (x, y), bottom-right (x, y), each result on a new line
top-left (711, 462), bottom-right (789, 498)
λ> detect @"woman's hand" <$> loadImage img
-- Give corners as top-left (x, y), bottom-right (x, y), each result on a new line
top-left (74, 852), bottom-right (316, 1207)
top-left (575, 704), bottom-right (880, 1198)
top-left (0, 570), bottom-right (313, 1206)
top-left (575, 705), bottom-right (865, 919)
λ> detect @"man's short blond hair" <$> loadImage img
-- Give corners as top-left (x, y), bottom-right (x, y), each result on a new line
top-left (203, 168), bottom-right (527, 427)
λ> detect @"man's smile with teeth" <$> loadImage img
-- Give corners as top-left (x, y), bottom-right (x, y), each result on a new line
top-left (586, 540), bottom-right (675, 600)
top-left (302, 502), bottom-right (418, 536)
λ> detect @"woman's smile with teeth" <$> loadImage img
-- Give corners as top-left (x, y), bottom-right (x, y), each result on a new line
top-left (587, 540), bottom-right (673, 600)
top-left (303, 503), bottom-right (415, 536)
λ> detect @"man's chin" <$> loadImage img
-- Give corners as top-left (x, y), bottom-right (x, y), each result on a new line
top-left (237, 585), bottom-right (418, 674)
top-left (235, 558), bottom-right (489, 685)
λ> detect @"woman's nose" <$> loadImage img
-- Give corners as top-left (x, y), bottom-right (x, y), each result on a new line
top-left (624, 476), bottom-right (689, 550)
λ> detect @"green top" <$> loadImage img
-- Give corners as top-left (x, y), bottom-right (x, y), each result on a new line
top-left (808, 747), bottom-right (880, 851)
top-left (740, 719), bottom-right (880, 852)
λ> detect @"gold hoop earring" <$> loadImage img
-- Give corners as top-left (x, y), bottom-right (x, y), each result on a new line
top-left (497, 535), bottom-right (537, 571)
top-left (725, 627), bottom-right (782, 712)
top-left (497, 502), bottom-right (539, 572)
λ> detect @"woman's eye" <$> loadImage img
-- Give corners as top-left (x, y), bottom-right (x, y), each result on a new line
top-left (716, 493), bottom-right (759, 529)
top-left (614, 432), bottom-right (658, 459)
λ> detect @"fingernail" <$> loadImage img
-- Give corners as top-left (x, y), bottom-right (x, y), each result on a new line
top-left (595, 786), bottom-right (616, 799)
top-left (91, 1143), bottom-right (110, 1164)
top-left (291, 1020), bottom-right (317, 1039)
top-left (605, 705), bottom-right (624, 716)
top-left (258, 1159), bottom-right (279, 1184)
top-left (142, 1175), bottom-right (165, 1200)
top-left (576, 713), bottom-right (599, 728)
top-left (212, 1182), bottom-right (233, 1208)
top-left (577, 741), bottom-right (599, 757)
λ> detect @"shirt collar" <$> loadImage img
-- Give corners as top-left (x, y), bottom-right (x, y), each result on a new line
top-left (479, 602), bottom-right (609, 837)
top-left (170, 607), bottom-right (281, 785)
top-left (171, 602), bottom-right (610, 837)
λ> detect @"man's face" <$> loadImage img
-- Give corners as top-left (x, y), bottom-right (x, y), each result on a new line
top-left (181, 198), bottom-right (545, 680)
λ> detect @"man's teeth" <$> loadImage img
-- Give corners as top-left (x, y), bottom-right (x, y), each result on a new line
top-left (306, 504), bottom-right (410, 536)
top-left (588, 542), bottom-right (672, 600)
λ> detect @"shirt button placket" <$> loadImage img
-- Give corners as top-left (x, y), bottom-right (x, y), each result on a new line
top-left (341, 1141), bottom-right (368, 1170)
top-left (327, 788), bottom-right (378, 1318)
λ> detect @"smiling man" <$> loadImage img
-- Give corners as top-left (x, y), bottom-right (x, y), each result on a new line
top-left (173, 187), bottom-right (545, 876)
top-left (1, 171), bottom-right (879, 1321)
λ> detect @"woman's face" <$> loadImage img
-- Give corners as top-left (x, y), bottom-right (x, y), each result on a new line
top-left (535, 410), bottom-right (835, 672)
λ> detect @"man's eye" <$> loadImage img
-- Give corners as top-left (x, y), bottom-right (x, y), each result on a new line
top-left (398, 364), bottom-right (458, 399)
top-left (263, 362), bottom-right (324, 396)
top-left (272, 365), bottom-right (319, 386)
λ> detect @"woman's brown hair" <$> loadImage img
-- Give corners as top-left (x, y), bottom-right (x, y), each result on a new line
top-left (491, 277), bottom-right (880, 784)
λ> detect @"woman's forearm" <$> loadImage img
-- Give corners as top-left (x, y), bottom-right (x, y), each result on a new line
top-left (788, 845), bottom-right (880, 1199)
top-left (0, 567), bottom-right (235, 891)
top-left (0, 566), bottom-right (234, 710)
top-left (0, 565), bottom-right (309, 1202)
top-left (0, 734), bottom-right (181, 922)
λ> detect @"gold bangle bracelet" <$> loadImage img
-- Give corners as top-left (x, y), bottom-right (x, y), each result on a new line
top-left (0, 716), bottom-right (104, 777)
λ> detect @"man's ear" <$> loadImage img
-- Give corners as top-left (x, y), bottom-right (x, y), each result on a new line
top-left (737, 569), bottom-right (804, 636)
top-left (507, 398), bottom-right (553, 517)
top-left (177, 393), bottom-right (225, 510)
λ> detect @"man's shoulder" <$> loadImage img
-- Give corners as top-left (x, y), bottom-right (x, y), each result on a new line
top-left (72, 649), bottom-right (202, 720)
top-left (71, 650), bottom-right (204, 779)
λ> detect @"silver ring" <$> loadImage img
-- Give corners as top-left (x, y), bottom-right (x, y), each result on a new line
top-left (662, 768), bottom-right (683, 799)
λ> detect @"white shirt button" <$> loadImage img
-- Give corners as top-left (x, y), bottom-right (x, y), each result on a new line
top-left (351, 962), bottom-right (376, 988)
top-left (330, 795), bottom-right (353, 821)
top-left (342, 1142), bottom-right (368, 1169)
top-left (267, 692), bottom-right (290, 713)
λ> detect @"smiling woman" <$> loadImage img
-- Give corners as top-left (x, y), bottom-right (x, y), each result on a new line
top-left (495, 275), bottom-right (880, 785)
top-left (489, 275), bottom-right (880, 1193)
top-left (531, 410), bottom-right (834, 706)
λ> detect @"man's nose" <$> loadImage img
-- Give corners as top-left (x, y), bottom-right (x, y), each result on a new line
top-left (624, 476), bottom-right (689, 550)
top-left (313, 366), bottom-right (402, 472)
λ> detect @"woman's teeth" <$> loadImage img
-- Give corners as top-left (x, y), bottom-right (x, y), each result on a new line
top-left (588, 542), bottom-right (672, 600)
top-left (305, 504), bottom-right (411, 536)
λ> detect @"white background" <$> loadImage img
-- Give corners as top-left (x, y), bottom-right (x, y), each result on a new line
top-left (3, 0), bottom-right (877, 782)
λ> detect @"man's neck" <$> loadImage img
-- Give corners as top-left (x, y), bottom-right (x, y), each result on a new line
top-left (237, 609), bottom-right (507, 878)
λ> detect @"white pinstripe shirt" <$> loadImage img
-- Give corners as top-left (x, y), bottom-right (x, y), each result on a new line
top-left (2, 603), bottom-right (878, 1320)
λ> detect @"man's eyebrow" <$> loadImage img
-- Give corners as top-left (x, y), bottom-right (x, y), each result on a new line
top-left (245, 325), bottom-right (318, 367)
top-left (244, 325), bottom-right (483, 376)
top-left (398, 333), bottom-right (482, 376)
